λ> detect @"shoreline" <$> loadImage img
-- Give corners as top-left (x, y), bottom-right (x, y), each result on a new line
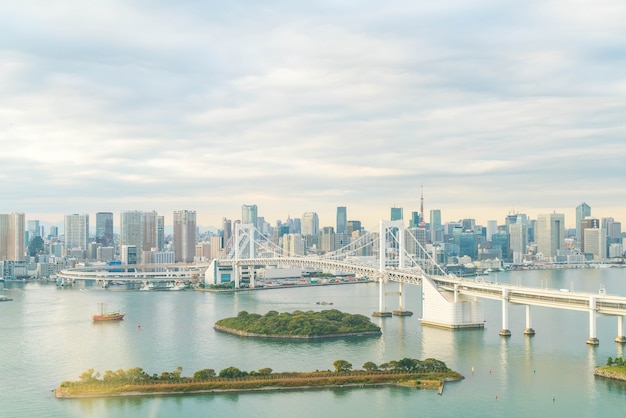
top-left (55, 376), bottom-right (463, 399)
top-left (594, 367), bottom-right (626, 382)
top-left (213, 324), bottom-right (381, 339)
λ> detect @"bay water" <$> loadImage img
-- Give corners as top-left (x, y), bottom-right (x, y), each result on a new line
top-left (2, 268), bottom-right (626, 417)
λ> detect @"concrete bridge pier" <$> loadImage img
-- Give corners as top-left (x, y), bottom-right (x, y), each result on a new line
top-left (499, 288), bottom-right (511, 337)
top-left (587, 296), bottom-right (599, 345)
top-left (373, 277), bottom-right (392, 317)
top-left (523, 305), bottom-right (535, 335)
top-left (392, 282), bottom-right (413, 316)
top-left (616, 316), bottom-right (626, 343)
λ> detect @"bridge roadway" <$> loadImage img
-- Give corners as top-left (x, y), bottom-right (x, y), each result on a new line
top-left (58, 258), bottom-right (626, 343)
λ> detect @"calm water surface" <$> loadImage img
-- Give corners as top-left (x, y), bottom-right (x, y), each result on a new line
top-left (2, 268), bottom-right (626, 417)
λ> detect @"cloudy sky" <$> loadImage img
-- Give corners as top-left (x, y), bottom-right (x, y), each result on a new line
top-left (1, 0), bottom-right (625, 231)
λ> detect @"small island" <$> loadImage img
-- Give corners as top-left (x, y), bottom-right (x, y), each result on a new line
top-left (214, 309), bottom-right (381, 339)
top-left (595, 356), bottom-right (626, 381)
top-left (55, 358), bottom-right (463, 398)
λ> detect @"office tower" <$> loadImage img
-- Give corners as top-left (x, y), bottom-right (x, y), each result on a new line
top-left (49, 225), bottom-right (58, 238)
top-left (390, 207), bottom-right (403, 221)
top-left (486, 220), bottom-right (498, 242)
top-left (209, 235), bottom-right (223, 259)
top-left (462, 219), bottom-right (475, 232)
top-left (157, 215), bottom-right (165, 251)
top-left (173, 210), bottom-right (196, 263)
top-left (64, 213), bottom-right (89, 256)
top-left (509, 223), bottom-right (527, 259)
top-left (492, 232), bottom-right (510, 260)
top-left (0, 213), bottom-right (25, 261)
top-left (336, 206), bottom-right (347, 234)
top-left (95, 212), bottom-right (113, 246)
top-left (120, 211), bottom-right (144, 261)
top-left (283, 233), bottom-right (305, 256)
top-left (409, 212), bottom-right (420, 228)
top-left (584, 228), bottom-right (606, 259)
top-left (430, 209), bottom-right (442, 243)
top-left (143, 211), bottom-right (158, 252)
top-left (346, 220), bottom-right (362, 237)
top-left (536, 213), bottom-right (565, 259)
top-left (580, 217), bottom-right (599, 254)
top-left (459, 231), bottom-right (478, 260)
top-left (222, 218), bottom-right (232, 244)
top-left (301, 212), bottom-right (319, 235)
top-left (27, 220), bottom-right (40, 240)
top-left (242, 204), bottom-right (258, 227)
top-left (120, 245), bottom-right (137, 265)
top-left (321, 226), bottom-right (335, 252)
top-left (576, 202), bottom-right (591, 244)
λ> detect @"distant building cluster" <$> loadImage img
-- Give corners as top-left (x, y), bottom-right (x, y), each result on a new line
top-left (0, 201), bottom-right (623, 280)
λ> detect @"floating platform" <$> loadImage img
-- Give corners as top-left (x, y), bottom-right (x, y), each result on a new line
top-left (372, 311), bottom-right (392, 317)
top-left (392, 310), bottom-right (413, 316)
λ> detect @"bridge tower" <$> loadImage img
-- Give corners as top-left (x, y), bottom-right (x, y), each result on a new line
top-left (373, 220), bottom-right (409, 317)
top-left (233, 223), bottom-right (256, 289)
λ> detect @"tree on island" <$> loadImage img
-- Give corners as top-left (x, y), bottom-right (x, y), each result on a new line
top-left (362, 361), bottom-right (378, 371)
top-left (333, 360), bottom-right (353, 372)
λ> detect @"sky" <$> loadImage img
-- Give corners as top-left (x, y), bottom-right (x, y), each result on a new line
top-left (1, 0), bottom-right (625, 231)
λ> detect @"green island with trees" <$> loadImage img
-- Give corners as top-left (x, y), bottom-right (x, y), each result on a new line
top-left (214, 309), bottom-right (381, 338)
top-left (595, 356), bottom-right (626, 381)
top-left (55, 358), bottom-right (463, 398)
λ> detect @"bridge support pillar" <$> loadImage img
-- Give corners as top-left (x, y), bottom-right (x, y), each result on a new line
top-left (499, 288), bottom-right (511, 337)
top-left (392, 282), bottom-right (413, 316)
top-left (587, 296), bottom-right (599, 345)
top-left (523, 305), bottom-right (535, 335)
top-left (616, 316), bottom-right (626, 343)
top-left (372, 277), bottom-right (392, 317)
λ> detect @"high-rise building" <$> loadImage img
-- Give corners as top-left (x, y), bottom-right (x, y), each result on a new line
top-left (390, 207), bottom-right (403, 221)
top-left (486, 220), bottom-right (498, 242)
top-left (580, 217), bottom-right (599, 254)
top-left (157, 216), bottom-right (165, 251)
top-left (336, 206), bottom-right (347, 234)
top-left (584, 228), bottom-right (606, 260)
top-left (409, 212), bottom-right (420, 229)
top-left (346, 220), bottom-right (362, 237)
top-left (509, 222), bottom-right (527, 260)
top-left (536, 213), bottom-right (565, 259)
top-left (0, 213), bottom-right (25, 261)
top-left (222, 218), bottom-right (232, 244)
top-left (95, 212), bottom-right (113, 247)
top-left (143, 211), bottom-right (158, 252)
top-left (173, 210), bottom-right (196, 263)
top-left (576, 202), bottom-right (591, 244)
top-left (120, 211), bottom-right (144, 262)
top-left (27, 220), bottom-right (41, 241)
top-left (430, 209), bottom-right (442, 243)
top-left (64, 213), bottom-right (89, 257)
top-left (283, 233), bottom-right (305, 256)
top-left (301, 212), bottom-right (319, 236)
top-left (242, 204), bottom-right (258, 228)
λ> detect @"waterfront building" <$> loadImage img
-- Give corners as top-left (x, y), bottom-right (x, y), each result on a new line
top-left (583, 227), bottom-right (607, 260)
top-left (492, 232), bottom-right (510, 261)
top-left (242, 204), bottom-right (258, 227)
top-left (429, 209), bottom-right (442, 243)
top-left (209, 235), bottom-right (223, 259)
top-left (120, 245), bottom-right (137, 265)
top-left (120, 211), bottom-right (144, 260)
top-left (580, 217), bottom-right (600, 254)
top-left (0, 213), bottom-right (25, 261)
top-left (96, 246), bottom-right (115, 262)
top-left (64, 213), bottom-right (89, 258)
top-left (459, 231), bottom-right (478, 260)
top-left (143, 211), bottom-right (159, 254)
top-left (95, 212), bottom-right (113, 247)
top-left (173, 210), bottom-right (196, 263)
top-left (336, 206), bottom-right (347, 234)
top-left (509, 223), bottom-right (527, 261)
top-left (576, 202), bottom-right (591, 244)
top-left (301, 212), bottom-right (319, 236)
top-left (535, 213), bottom-right (566, 259)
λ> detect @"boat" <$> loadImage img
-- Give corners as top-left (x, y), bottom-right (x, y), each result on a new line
top-left (139, 281), bottom-right (155, 291)
top-left (0, 295), bottom-right (12, 302)
top-left (92, 303), bottom-right (125, 321)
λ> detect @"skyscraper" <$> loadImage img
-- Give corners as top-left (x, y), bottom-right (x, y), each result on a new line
top-left (336, 206), bottom-right (347, 234)
top-left (576, 202), bottom-right (591, 244)
top-left (173, 210), bottom-right (196, 263)
top-left (95, 212), bottom-right (113, 247)
top-left (390, 207), bottom-right (403, 221)
top-left (429, 209), bottom-right (442, 243)
top-left (536, 213), bottom-right (565, 259)
top-left (64, 213), bottom-right (89, 256)
top-left (242, 204), bottom-right (258, 227)
top-left (120, 211), bottom-right (144, 262)
top-left (301, 212), bottom-right (319, 236)
top-left (0, 213), bottom-right (25, 261)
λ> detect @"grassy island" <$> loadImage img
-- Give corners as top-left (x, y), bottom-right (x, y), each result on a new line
top-left (214, 309), bottom-right (381, 338)
top-left (595, 356), bottom-right (626, 381)
top-left (55, 358), bottom-right (463, 399)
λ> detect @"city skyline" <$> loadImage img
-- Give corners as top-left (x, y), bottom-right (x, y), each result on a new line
top-left (2, 2), bottom-right (625, 229)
